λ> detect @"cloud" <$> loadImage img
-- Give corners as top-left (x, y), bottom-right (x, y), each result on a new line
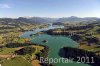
top-left (0, 4), bottom-right (11, 8)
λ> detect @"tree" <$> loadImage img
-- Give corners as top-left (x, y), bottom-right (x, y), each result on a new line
top-left (15, 47), bottom-right (35, 55)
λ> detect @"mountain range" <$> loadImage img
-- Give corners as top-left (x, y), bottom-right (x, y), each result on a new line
top-left (0, 16), bottom-right (100, 24)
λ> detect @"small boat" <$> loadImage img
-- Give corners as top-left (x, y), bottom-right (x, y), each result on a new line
top-left (42, 40), bottom-right (48, 43)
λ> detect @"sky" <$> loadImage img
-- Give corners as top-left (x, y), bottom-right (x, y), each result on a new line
top-left (0, 0), bottom-right (100, 18)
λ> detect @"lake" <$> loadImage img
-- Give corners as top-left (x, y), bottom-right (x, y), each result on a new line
top-left (21, 25), bottom-right (90, 66)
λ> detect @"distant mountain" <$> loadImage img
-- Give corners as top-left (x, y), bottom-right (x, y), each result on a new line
top-left (57, 16), bottom-right (100, 23)
top-left (0, 16), bottom-right (100, 24)
top-left (18, 16), bottom-right (100, 23)
top-left (29, 17), bottom-right (58, 23)
top-left (17, 17), bottom-right (58, 24)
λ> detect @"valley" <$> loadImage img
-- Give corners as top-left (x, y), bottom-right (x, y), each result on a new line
top-left (0, 17), bottom-right (100, 66)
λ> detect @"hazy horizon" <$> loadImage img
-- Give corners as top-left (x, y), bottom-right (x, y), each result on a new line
top-left (1, 16), bottom-right (100, 18)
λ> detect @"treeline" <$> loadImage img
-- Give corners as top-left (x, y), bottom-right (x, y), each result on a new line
top-left (71, 35), bottom-right (99, 44)
top-left (35, 46), bottom-right (54, 66)
top-left (46, 29), bottom-right (100, 45)
top-left (35, 46), bottom-right (49, 59)
top-left (15, 47), bottom-right (35, 55)
top-left (6, 43), bottom-right (37, 48)
top-left (6, 43), bottom-right (48, 48)
top-left (0, 27), bottom-right (14, 29)
top-left (46, 29), bottom-right (70, 35)
top-left (46, 24), bottom-right (94, 35)
top-left (46, 29), bottom-right (86, 36)
top-left (67, 25), bottom-right (94, 30)
top-left (59, 47), bottom-right (100, 66)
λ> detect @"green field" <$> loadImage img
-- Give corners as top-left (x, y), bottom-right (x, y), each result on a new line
top-left (0, 48), bottom-right (16, 54)
top-left (1, 57), bottom-right (32, 66)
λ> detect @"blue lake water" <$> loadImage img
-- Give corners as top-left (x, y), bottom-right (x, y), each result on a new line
top-left (21, 25), bottom-right (90, 66)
